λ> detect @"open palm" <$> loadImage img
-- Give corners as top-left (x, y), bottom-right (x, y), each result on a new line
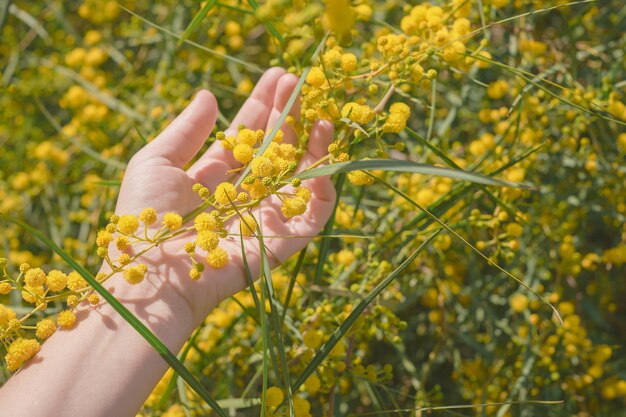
top-left (113, 68), bottom-right (335, 324)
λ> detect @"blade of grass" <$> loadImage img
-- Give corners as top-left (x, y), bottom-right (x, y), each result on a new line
top-left (7, 217), bottom-right (228, 417)
top-left (280, 248), bottom-right (306, 325)
top-left (177, 0), bottom-right (218, 46)
top-left (296, 159), bottom-right (532, 189)
top-left (258, 232), bottom-right (295, 416)
top-left (313, 173), bottom-right (346, 285)
top-left (357, 400), bottom-right (564, 416)
top-left (239, 234), bottom-right (268, 417)
top-left (156, 327), bottom-right (203, 410)
top-left (291, 228), bottom-right (441, 391)
top-left (0, 0), bottom-right (11, 34)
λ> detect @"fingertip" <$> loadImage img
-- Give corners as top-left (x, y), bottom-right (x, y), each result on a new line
top-left (275, 73), bottom-right (300, 109)
top-left (194, 89), bottom-right (217, 108)
top-left (308, 119), bottom-right (335, 159)
top-left (258, 67), bottom-right (287, 86)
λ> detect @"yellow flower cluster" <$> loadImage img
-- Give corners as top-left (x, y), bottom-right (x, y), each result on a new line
top-left (382, 102), bottom-right (411, 133)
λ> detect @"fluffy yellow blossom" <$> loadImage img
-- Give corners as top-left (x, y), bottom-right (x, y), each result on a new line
top-left (306, 66), bottom-right (326, 88)
top-left (139, 208), bottom-right (157, 225)
top-left (304, 374), bottom-right (321, 394)
top-left (206, 247), bottom-right (229, 269)
top-left (162, 404), bottom-right (185, 417)
top-left (509, 293), bottom-right (529, 312)
top-left (88, 293), bottom-right (100, 305)
top-left (24, 268), bottom-right (46, 287)
top-left (5, 338), bottom-right (40, 371)
top-left (162, 212), bottom-right (183, 230)
top-left (46, 270), bottom-right (68, 292)
top-left (341, 53), bottom-right (357, 72)
top-left (21, 285), bottom-right (44, 304)
top-left (348, 170), bottom-right (375, 186)
top-left (67, 271), bottom-right (88, 291)
top-left (295, 187), bottom-right (312, 202)
top-left (240, 214), bottom-right (258, 237)
top-left (241, 178), bottom-right (269, 199)
top-left (0, 282), bottom-right (11, 295)
top-left (390, 102), bottom-right (411, 119)
top-left (293, 397), bottom-right (312, 416)
top-left (214, 182), bottom-right (237, 205)
top-left (57, 310), bottom-right (77, 329)
top-left (194, 212), bottom-right (220, 232)
top-left (265, 386), bottom-right (284, 408)
top-left (382, 113), bottom-right (408, 133)
top-left (233, 143), bottom-right (254, 164)
top-left (196, 231), bottom-right (219, 252)
top-left (337, 249), bottom-right (356, 266)
top-left (36, 318), bottom-right (57, 340)
top-left (281, 197), bottom-right (307, 218)
top-left (303, 329), bottom-right (323, 349)
top-left (250, 156), bottom-right (274, 177)
top-left (324, 0), bottom-right (355, 36)
top-left (117, 214), bottom-right (139, 235)
top-left (0, 304), bottom-right (16, 328)
top-left (342, 102), bottom-right (375, 124)
top-left (487, 80), bottom-right (509, 100)
top-left (123, 264), bottom-right (148, 284)
top-left (236, 128), bottom-right (258, 146)
top-left (116, 236), bottom-right (130, 251)
top-left (96, 229), bottom-right (113, 248)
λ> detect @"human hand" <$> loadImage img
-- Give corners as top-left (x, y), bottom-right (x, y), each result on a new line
top-left (109, 68), bottom-right (335, 328)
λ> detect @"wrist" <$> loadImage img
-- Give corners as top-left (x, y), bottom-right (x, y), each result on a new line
top-left (85, 263), bottom-right (197, 351)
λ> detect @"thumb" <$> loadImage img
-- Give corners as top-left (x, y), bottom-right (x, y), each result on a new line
top-left (141, 90), bottom-right (218, 168)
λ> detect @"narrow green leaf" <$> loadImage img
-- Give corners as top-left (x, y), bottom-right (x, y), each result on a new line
top-left (357, 400), bottom-right (564, 416)
top-left (292, 229), bottom-right (441, 391)
top-left (313, 173), bottom-right (345, 285)
top-left (258, 233), bottom-right (295, 416)
top-left (280, 248), bottom-right (306, 325)
top-left (239, 234), bottom-right (268, 417)
top-left (156, 327), bottom-right (203, 410)
top-left (295, 159), bottom-right (532, 189)
top-left (0, 0), bottom-right (11, 35)
top-left (6, 217), bottom-right (228, 417)
top-left (177, 0), bottom-right (218, 46)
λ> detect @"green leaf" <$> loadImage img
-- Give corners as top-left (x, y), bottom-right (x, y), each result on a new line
top-left (291, 229), bottom-right (441, 391)
top-left (177, 0), bottom-right (218, 47)
top-left (6, 217), bottom-right (228, 417)
top-left (258, 232), bottom-right (295, 416)
top-left (295, 159), bottom-right (532, 189)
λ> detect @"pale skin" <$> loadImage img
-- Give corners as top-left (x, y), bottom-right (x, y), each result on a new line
top-left (0, 67), bottom-right (336, 416)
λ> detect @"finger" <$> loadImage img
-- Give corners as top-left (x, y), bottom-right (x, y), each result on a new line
top-left (265, 73), bottom-right (301, 145)
top-left (298, 119), bottom-right (334, 170)
top-left (139, 90), bottom-right (217, 168)
top-left (187, 68), bottom-right (285, 184)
